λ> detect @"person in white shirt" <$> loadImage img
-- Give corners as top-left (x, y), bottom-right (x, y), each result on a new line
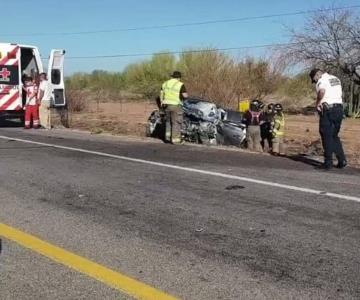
top-left (309, 68), bottom-right (347, 170)
top-left (38, 73), bottom-right (52, 129)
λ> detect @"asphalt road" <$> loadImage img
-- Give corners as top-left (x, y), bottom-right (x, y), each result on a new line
top-left (0, 127), bottom-right (359, 300)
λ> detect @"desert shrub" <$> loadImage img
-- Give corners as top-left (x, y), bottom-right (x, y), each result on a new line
top-left (271, 72), bottom-right (315, 112)
top-left (121, 50), bottom-right (282, 107)
top-left (67, 89), bottom-right (88, 112)
top-left (177, 50), bottom-right (238, 107)
top-left (276, 73), bottom-right (313, 99)
top-left (65, 50), bottom-right (287, 109)
top-left (65, 73), bottom-right (90, 90)
top-left (123, 53), bottom-right (176, 99)
top-left (178, 51), bottom-right (282, 108)
top-left (66, 71), bottom-right (126, 92)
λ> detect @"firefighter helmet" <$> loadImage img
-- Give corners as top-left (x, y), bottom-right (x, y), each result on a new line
top-left (250, 99), bottom-right (262, 111)
top-left (274, 103), bottom-right (283, 112)
top-left (258, 101), bottom-right (265, 110)
top-left (267, 103), bottom-right (275, 110)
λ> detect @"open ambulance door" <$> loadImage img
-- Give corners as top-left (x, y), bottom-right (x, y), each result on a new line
top-left (48, 49), bottom-right (66, 107)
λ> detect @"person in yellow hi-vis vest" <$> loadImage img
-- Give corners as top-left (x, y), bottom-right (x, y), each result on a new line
top-left (160, 71), bottom-right (188, 144)
top-left (271, 103), bottom-right (286, 155)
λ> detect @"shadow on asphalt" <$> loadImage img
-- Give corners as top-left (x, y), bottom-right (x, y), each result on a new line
top-left (0, 119), bottom-right (23, 128)
top-left (286, 154), bottom-right (360, 174)
top-left (286, 154), bottom-right (322, 168)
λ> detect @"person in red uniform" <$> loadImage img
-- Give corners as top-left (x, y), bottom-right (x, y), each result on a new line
top-left (23, 76), bottom-right (40, 129)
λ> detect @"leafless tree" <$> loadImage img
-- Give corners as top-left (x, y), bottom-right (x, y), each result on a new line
top-left (284, 9), bottom-right (360, 74)
top-left (282, 8), bottom-right (360, 114)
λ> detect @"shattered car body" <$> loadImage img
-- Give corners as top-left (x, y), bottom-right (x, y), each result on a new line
top-left (146, 110), bottom-right (166, 140)
top-left (146, 98), bottom-right (247, 147)
top-left (182, 99), bottom-right (221, 145)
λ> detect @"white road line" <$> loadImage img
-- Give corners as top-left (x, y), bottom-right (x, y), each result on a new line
top-left (0, 135), bottom-right (359, 203)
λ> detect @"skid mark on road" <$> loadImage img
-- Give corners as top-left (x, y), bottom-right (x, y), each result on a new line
top-left (0, 223), bottom-right (179, 300)
top-left (0, 135), bottom-right (359, 203)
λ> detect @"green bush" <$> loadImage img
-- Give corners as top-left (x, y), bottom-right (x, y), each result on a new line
top-left (66, 70), bottom-right (126, 91)
top-left (276, 73), bottom-right (313, 99)
top-left (123, 53), bottom-right (176, 99)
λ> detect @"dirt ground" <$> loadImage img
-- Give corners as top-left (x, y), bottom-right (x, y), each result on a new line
top-left (69, 101), bottom-right (360, 167)
top-left (285, 114), bottom-right (360, 167)
top-left (69, 101), bottom-right (155, 136)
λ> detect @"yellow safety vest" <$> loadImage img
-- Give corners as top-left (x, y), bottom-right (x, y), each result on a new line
top-left (273, 114), bottom-right (285, 137)
top-left (161, 78), bottom-right (183, 106)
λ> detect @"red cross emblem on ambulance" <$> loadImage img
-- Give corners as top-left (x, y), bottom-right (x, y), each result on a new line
top-left (0, 68), bottom-right (11, 82)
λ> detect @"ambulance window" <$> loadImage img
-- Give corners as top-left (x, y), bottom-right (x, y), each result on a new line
top-left (50, 53), bottom-right (63, 85)
top-left (20, 48), bottom-right (39, 79)
top-left (51, 69), bottom-right (61, 85)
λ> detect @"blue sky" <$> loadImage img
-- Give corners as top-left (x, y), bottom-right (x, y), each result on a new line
top-left (2, 0), bottom-right (359, 74)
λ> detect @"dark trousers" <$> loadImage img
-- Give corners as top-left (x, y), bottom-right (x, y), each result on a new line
top-left (319, 105), bottom-right (346, 167)
top-left (260, 122), bottom-right (273, 151)
top-left (164, 104), bottom-right (183, 143)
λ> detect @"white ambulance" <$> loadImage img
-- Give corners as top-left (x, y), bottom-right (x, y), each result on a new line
top-left (0, 43), bottom-right (66, 120)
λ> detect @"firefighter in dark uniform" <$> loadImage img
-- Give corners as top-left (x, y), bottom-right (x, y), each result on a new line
top-left (160, 71), bottom-right (188, 144)
top-left (243, 100), bottom-right (264, 152)
top-left (309, 68), bottom-right (347, 169)
top-left (261, 103), bottom-right (275, 152)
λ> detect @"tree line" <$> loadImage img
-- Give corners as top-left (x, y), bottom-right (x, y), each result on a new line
top-left (66, 7), bottom-right (360, 115)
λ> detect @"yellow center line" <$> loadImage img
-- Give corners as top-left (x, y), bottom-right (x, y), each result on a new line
top-left (0, 223), bottom-right (179, 300)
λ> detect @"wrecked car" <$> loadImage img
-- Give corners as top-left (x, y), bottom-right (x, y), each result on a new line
top-left (218, 111), bottom-right (247, 147)
top-left (146, 98), bottom-right (247, 147)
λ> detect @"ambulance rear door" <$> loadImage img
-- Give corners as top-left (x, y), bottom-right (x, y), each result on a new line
top-left (48, 49), bottom-right (66, 107)
top-left (0, 44), bottom-right (22, 111)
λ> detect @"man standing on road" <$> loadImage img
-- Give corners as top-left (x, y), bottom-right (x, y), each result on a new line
top-left (243, 99), bottom-right (264, 152)
top-left (309, 68), bottom-right (347, 170)
top-left (271, 103), bottom-right (286, 156)
top-left (261, 103), bottom-right (275, 152)
top-left (160, 71), bottom-right (188, 144)
top-left (38, 73), bottom-right (52, 129)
